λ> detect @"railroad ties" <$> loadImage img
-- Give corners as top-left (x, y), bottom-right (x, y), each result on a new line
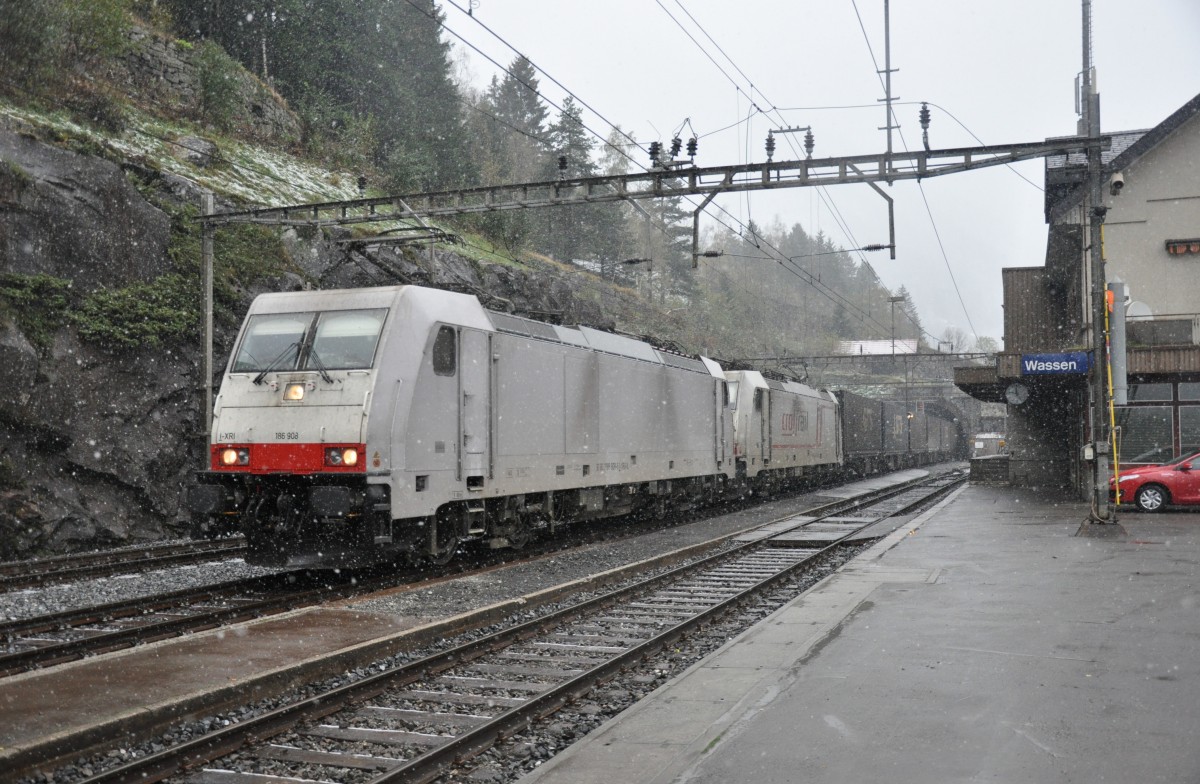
top-left (181, 547), bottom-right (821, 783)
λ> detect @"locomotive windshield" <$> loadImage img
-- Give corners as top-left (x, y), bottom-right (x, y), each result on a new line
top-left (231, 308), bottom-right (387, 374)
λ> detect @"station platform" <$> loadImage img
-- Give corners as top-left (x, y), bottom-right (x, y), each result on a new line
top-left (523, 485), bottom-right (1200, 784)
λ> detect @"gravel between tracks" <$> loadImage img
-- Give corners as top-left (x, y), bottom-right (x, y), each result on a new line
top-left (0, 555), bottom-right (285, 622)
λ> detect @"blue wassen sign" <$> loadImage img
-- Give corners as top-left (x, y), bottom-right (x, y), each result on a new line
top-left (1021, 351), bottom-right (1090, 375)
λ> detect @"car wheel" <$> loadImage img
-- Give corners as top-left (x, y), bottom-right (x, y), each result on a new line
top-left (1135, 484), bottom-right (1169, 512)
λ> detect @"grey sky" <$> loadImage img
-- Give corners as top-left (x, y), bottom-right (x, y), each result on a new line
top-left (447, 1), bottom-right (1200, 346)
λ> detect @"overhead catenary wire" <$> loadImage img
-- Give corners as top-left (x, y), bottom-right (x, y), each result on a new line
top-left (849, 0), bottom-right (978, 340)
top-left (651, 1), bottom-right (933, 342)
top-left (655, 4), bottom-right (884, 273)
top-left (439, 0), bottom-right (904, 339)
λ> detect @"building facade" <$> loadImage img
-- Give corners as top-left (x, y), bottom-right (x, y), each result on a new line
top-left (956, 94), bottom-right (1200, 495)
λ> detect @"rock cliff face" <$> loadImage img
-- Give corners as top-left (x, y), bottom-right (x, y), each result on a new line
top-left (117, 27), bottom-right (302, 144)
top-left (1, 131), bottom-right (172, 287)
top-left (0, 126), bottom-right (610, 559)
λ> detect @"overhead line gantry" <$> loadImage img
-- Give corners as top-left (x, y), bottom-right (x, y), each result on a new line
top-left (204, 135), bottom-right (1111, 269)
top-left (197, 135), bottom-right (1109, 430)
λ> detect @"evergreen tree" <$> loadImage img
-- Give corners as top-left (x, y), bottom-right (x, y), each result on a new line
top-left (486, 56), bottom-right (547, 142)
top-left (895, 285), bottom-right (924, 344)
top-left (163, 0), bottom-right (471, 189)
top-left (0, 0), bottom-right (132, 91)
top-left (471, 55), bottom-right (553, 248)
top-left (541, 97), bottom-right (597, 262)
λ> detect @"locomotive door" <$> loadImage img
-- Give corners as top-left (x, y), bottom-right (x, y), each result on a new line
top-left (756, 387), bottom-right (770, 465)
top-left (459, 329), bottom-right (491, 485)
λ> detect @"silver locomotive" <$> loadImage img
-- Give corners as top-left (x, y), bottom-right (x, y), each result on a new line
top-left (188, 284), bottom-right (845, 566)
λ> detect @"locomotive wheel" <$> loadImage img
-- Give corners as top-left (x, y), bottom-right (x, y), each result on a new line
top-left (505, 511), bottom-right (534, 550)
top-left (426, 514), bottom-right (459, 566)
top-left (427, 537), bottom-right (458, 566)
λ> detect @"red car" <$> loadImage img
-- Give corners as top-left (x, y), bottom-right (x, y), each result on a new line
top-left (1110, 451), bottom-right (1200, 511)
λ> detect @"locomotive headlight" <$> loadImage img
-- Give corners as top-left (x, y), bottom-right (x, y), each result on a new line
top-left (325, 447), bottom-right (359, 467)
top-left (284, 383), bottom-right (306, 401)
top-left (220, 448), bottom-right (250, 466)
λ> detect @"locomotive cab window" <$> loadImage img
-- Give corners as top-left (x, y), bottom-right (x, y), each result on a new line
top-left (310, 309), bottom-right (387, 369)
top-left (432, 326), bottom-right (457, 376)
top-left (231, 313), bottom-right (309, 373)
top-left (232, 309), bottom-right (387, 374)
top-left (725, 380), bottom-right (738, 408)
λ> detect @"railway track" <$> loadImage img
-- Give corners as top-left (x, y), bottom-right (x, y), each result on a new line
top-left (0, 468), bottom-right (954, 676)
top-left (0, 539), bottom-right (247, 592)
top-left (0, 572), bottom-right (317, 675)
top-left (77, 470), bottom-right (963, 784)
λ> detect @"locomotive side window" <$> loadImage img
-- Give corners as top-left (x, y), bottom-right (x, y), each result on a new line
top-left (753, 388), bottom-right (764, 412)
top-left (432, 326), bottom-right (457, 376)
top-left (725, 380), bottom-right (738, 408)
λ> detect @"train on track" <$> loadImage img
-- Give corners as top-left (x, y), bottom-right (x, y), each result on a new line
top-left (187, 285), bottom-right (961, 567)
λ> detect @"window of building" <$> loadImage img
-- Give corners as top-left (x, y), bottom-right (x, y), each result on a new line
top-left (1180, 406), bottom-right (1200, 455)
top-left (1127, 383), bottom-right (1173, 402)
top-left (1116, 406), bottom-right (1174, 463)
top-left (1179, 382), bottom-right (1200, 401)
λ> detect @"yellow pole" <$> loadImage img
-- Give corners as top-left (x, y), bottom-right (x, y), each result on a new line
top-left (1103, 225), bottom-right (1120, 505)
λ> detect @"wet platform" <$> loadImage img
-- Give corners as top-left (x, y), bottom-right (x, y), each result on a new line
top-left (523, 485), bottom-right (1200, 784)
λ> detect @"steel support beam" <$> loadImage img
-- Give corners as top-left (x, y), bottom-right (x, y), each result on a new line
top-left (201, 137), bottom-right (1110, 228)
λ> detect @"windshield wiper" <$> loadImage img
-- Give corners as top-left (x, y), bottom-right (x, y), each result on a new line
top-left (304, 347), bottom-right (335, 384)
top-left (252, 342), bottom-right (301, 385)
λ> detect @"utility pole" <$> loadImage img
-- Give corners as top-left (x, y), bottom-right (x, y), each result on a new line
top-left (201, 190), bottom-right (214, 445)
top-left (1081, 0), bottom-right (1117, 528)
top-left (888, 295), bottom-right (905, 357)
top-left (879, 0), bottom-right (898, 179)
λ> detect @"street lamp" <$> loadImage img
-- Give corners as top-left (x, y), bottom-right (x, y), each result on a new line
top-left (888, 295), bottom-right (906, 357)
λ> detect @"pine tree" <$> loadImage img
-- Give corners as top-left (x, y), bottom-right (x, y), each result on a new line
top-left (540, 97), bottom-right (597, 262)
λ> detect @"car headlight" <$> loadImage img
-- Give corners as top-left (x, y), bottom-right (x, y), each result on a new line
top-left (325, 447), bottom-right (359, 467)
top-left (220, 447), bottom-right (250, 466)
top-left (1119, 474), bottom-right (1140, 483)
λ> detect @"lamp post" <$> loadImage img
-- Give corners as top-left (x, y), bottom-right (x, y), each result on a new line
top-left (888, 295), bottom-right (906, 357)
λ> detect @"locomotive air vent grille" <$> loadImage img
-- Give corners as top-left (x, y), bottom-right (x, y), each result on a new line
top-left (488, 311), bottom-right (561, 342)
top-left (659, 352), bottom-right (707, 373)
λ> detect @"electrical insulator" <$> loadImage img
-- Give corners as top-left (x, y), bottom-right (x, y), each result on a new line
top-left (687, 137), bottom-right (698, 158)
top-left (765, 132), bottom-right (776, 160)
top-left (670, 136), bottom-right (682, 159)
top-left (649, 141), bottom-right (661, 164)
top-left (803, 129), bottom-right (814, 158)
top-left (919, 102), bottom-right (931, 152)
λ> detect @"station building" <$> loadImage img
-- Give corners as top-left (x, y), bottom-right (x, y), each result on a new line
top-left (955, 93), bottom-right (1200, 496)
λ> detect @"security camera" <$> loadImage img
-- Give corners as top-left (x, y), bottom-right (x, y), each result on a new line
top-left (1109, 171), bottom-right (1125, 196)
